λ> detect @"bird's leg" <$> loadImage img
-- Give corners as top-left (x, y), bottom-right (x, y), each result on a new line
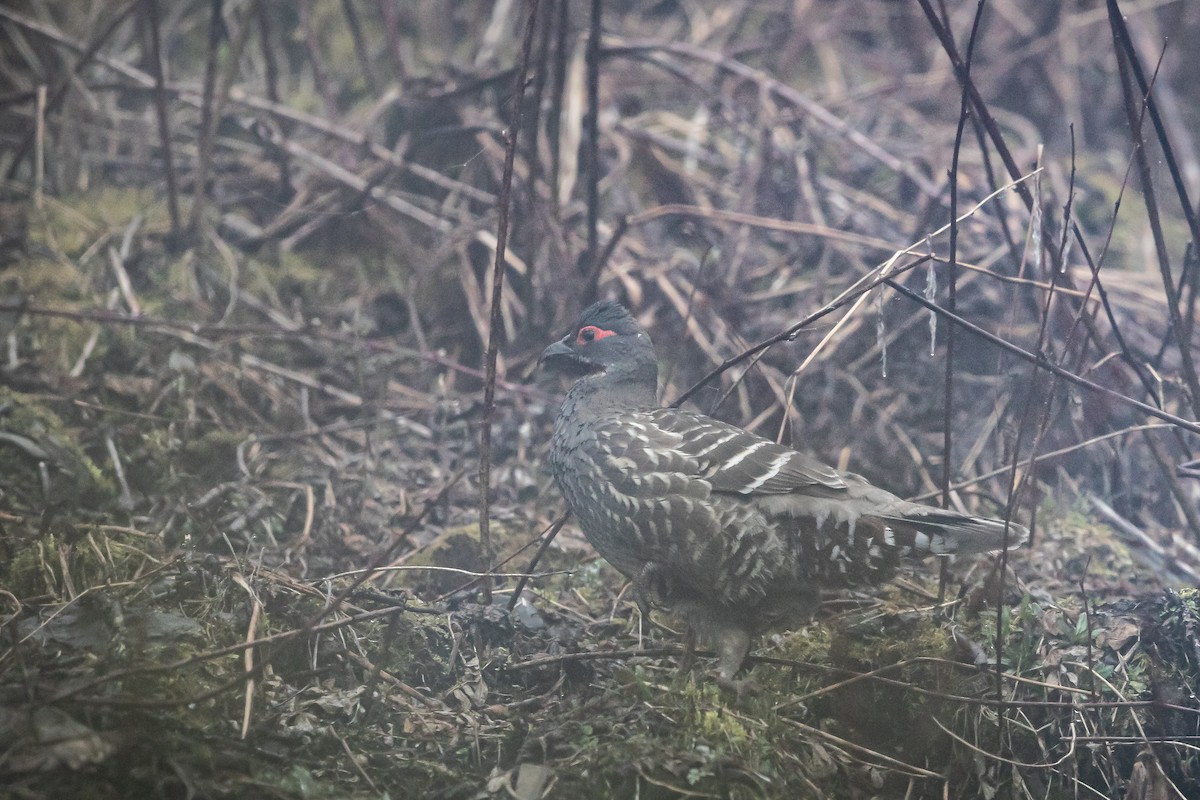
top-left (631, 562), bottom-right (676, 648)
top-left (678, 626), bottom-right (698, 674)
top-left (713, 624), bottom-right (754, 698)
top-left (633, 563), bottom-right (700, 676)
top-left (631, 562), bottom-right (661, 619)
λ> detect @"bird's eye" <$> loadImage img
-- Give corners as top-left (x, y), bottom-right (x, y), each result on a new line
top-left (575, 325), bottom-right (615, 345)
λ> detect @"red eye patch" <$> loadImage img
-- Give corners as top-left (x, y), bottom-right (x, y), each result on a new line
top-left (575, 325), bottom-right (615, 345)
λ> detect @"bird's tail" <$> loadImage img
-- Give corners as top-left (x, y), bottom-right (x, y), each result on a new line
top-left (874, 507), bottom-right (1027, 556)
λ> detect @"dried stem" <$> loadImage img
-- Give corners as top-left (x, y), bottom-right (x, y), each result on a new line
top-left (478, 0), bottom-right (543, 604)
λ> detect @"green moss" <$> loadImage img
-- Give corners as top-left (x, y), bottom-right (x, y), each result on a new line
top-left (177, 428), bottom-right (244, 484)
top-left (373, 599), bottom-right (454, 683)
top-left (695, 707), bottom-right (751, 745)
top-left (0, 387), bottom-right (115, 508)
top-left (4, 532), bottom-right (57, 596)
top-left (2, 526), bottom-right (169, 598)
top-left (49, 187), bottom-right (166, 242)
top-left (829, 612), bottom-right (953, 668)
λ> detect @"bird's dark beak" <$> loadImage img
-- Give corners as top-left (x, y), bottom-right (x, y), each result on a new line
top-left (539, 337), bottom-right (593, 376)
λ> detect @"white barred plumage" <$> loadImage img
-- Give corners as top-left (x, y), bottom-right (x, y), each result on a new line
top-left (541, 300), bottom-right (1027, 685)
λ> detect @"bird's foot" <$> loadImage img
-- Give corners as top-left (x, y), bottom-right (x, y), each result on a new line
top-left (716, 673), bottom-right (760, 704)
top-left (677, 628), bottom-right (698, 673)
top-left (709, 624), bottom-right (755, 700)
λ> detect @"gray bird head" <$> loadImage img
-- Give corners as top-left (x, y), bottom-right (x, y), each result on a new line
top-left (540, 301), bottom-right (658, 403)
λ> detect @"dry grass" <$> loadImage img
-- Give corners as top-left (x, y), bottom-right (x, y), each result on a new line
top-left (1, 1), bottom-right (1199, 797)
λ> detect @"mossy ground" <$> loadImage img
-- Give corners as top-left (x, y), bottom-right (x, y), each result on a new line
top-left (4, 2), bottom-right (1200, 796)
top-left (3, 487), bottom-right (1194, 798)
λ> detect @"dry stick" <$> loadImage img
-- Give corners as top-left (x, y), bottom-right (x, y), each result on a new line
top-left (1067, 213), bottom-right (1167, 440)
top-left (547, 0), bottom-right (569, 217)
top-left (236, 575), bottom-right (261, 740)
top-left (52, 603), bottom-right (429, 707)
top-left (1078, 561), bottom-right (1123, 799)
top-left (1111, 23), bottom-right (1200, 421)
top-left (582, 215), bottom-right (629, 300)
top-left (1102, 34), bottom-right (1200, 539)
top-left (33, 85), bottom-right (44, 208)
top-left (142, 0), bottom-right (181, 237)
top-left (186, 2), bottom-right (254, 242)
top-left (916, 0), bottom-right (1176, 432)
top-left (0, 301), bottom-right (548, 401)
top-left (2, 5), bottom-right (490, 211)
top-left (967, 104), bottom-right (1022, 277)
top-left (506, 512), bottom-right (571, 612)
top-left (993, 405), bottom-right (1035, 768)
top-left (189, 0), bottom-right (224, 242)
top-left (1071, 215), bottom-right (1167, 431)
top-left (666, 174), bottom-right (1035, 407)
top-left (912, 423), bottom-right (1174, 502)
top-left (251, 0), bottom-right (293, 199)
top-left (582, 0), bottom-right (602, 298)
top-left (1184, 245), bottom-right (1200, 380)
top-left (510, 647), bottom-right (690, 670)
top-left (526, 0), bottom-right (553, 218)
top-left (720, 340), bottom-right (789, 424)
top-left (339, 0), bottom-right (378, 94)
top-left (603, 38), bottom-right (941, 201)
top-left (1009, 138), bottom-right (1079, 555)
top-left (918, 0), bottom-right (1200, 546)
top-left (938, 0), bottom-right (986, 608)
top-left (478, 0), bottom-right (542, 605)
top-left (1105, 0), bottom-right (1200, 289)
top-left (433, 519), bottom-right (561, 604)
top-left (0, 0), bottom-right (138, 182)
top-left (670, 259), bottom-right (919, 409)
top-left (914, 0), bottom-right (1031, 209)
top-left (882, 280), bottom-right (1200, 435)
top-left (301, 469), bottom-right (464, 631)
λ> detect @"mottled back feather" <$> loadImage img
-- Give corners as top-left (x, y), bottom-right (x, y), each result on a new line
top-left (543, 302), bottom-right (1028, 682)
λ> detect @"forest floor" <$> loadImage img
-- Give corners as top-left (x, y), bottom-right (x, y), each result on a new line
top-left (3, 1), bottom-right (1200, 798)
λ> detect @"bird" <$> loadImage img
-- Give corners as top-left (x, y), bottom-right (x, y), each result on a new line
top-left (540, 300), bottom-right (1027, 686)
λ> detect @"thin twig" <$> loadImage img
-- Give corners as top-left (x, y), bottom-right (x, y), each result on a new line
top-left (478, 0), bottom-right (542, 604)
top-left (938, 0), bottom-right (987, 607)
top-left (142, 0), bottom-right (180, 237)
top-left (1110, 18), bottom-right (1200, 421)
top-left (1, 0), bottom-right (139, 182)
top-left (583, 0), bottom-right (601, 292)
top-left (884, 280), bottom-right (1200, 436)
top-left (673, 171), bottom-right (1039, 407)
top-left (506, 512), bottom-right (570, 612)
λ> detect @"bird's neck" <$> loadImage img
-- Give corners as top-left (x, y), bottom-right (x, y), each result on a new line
top-left (564, 371), bottom-right (657, 419)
